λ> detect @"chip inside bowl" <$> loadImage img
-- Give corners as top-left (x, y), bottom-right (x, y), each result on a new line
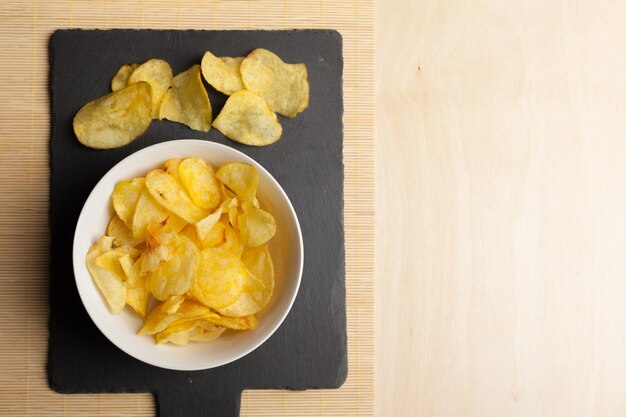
top-left (84, 156), bottom-right (279, 345)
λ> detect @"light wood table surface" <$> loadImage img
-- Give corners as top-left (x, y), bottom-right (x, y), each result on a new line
top-left (377, 1), bottom-right (626, 416)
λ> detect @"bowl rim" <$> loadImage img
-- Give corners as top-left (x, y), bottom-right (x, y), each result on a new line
top-left (72, 139), bottom-right (304, 371)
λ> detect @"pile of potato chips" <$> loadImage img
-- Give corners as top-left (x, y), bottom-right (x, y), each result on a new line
top-left (74, 48), bottom-right (309, 149)
top-left (86, 158), bottom-right (277, 345)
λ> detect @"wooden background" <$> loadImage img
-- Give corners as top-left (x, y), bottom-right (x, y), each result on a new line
top-left (377, 0), bottom-right (626, 416)
top-left (0, 1), bottom-right (374, 416)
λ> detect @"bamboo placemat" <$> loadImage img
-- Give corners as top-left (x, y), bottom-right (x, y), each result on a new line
top-left (0, 0), bottom-right (374, 416)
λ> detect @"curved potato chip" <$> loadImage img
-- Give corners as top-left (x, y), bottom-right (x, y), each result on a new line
top-left (138, 295), bottom-right (184, 335)
top-left (159, 65), bottom-right (212, 131)
top-left (178, 157), bottom-right (221, 210)
top-left (219, 246), bottom-right (273, 316)
top-left (128, 59), bottom-right (173, 118)
top-left (201, 51), bottom-right (244, 95)
top-left (213, 90), bottom-right (282, 146)
top-left (201, 221), bottom-right (226, 248)
top-left (112, 178), bottom-right (145, 227)
top-left (179, 224), bottom-right (201, 247)
top-left (240, 48), bottom-right (309, 117)
top-left (191, 247), bottom-right (246, 309)
top-left (146, 168), bottom-right (209, 224)
top-left (86, 237), bottom-right (128, 314)
top-left (156, 320), bottom-right (225, 345)
top-left (207, 311), bottom-right (257, 330)
top-left (216, 162), bottom-right (259, 203)
top-left (165, 212), bottom-right (188, 233)
top-left (132, 190), bottom-right (169, 239)
top-left (73, 82), bottom-right (153, 149)
top-left (238, 207), bottom-right (276, 247)
top-left (148, 235), bottom-right (200, 301)
top-left (195, 208), bottom-right (222, 242)
top-left (217, 221), bottom-right (244, 256)
top-left (189, 325), bottom-right (226, 342)
top-left (126, 286), bottom-right (151, 317)
top-left (107, 215), bottom-right (144, 247)
top-left (111, 63), bottom-right (139, 92)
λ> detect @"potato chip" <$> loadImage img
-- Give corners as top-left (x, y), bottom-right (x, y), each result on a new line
top-left (111, 63), bottom-right (139, 92)
top-left (201, 221), bottom-right (226, 248)
top-left (73, 82), bottom-right (153, 149)
top-left (238, 207), bottom-right (276, 247)
top-left (138, 295), bottom-right (184, 335)
top-left (146, 168), bottom-right (209, 224)
top-left (218, 221), bottom-right (244, 257)
top-left (195, 208), bottom-right (222, 242)
top-left (212, 90), bottom-right (282, 146)
top-left (178, 157), bottom-right (221, 210)
top-left (219, 248), bottom-right (273, 317)
top-left (189, 325), bottom-right (226, 342)
top-left (207, 312), bottom-right (257, 330)
top-left (107, 215), bottom-right (144, 247)
top-left (155, 320), bottom-right (225, 345)
top-left (112, 178), bottom-right (145, 227)
top-left (179, 224), bottom-right (200, 247)
top-left (216, 162), bottom-right (259, 203)
top-left (94, 249), bottom-right (126, 276)
top-left (201, 51), bottom-right (244, 95)
top-left (139, 220), bottom-right (179, 275)
top-left (159, 65), bottom-right (212, 131)
top-left (148, 235), bottom-right (200, 300)
top-left (163, 158), bottom-right (182, 177)
top-left (191, 247), bottom-right (246, 309)
top-left (165, 212), bottom-right (188, 233)
top-left (128, 59), bottom-right (173, 118)
top-left (132, 190), bottom-right (169, 239)
top-left (240, 48), bottom-right (309, 117)
top-left (86, 237), bottom-right (127, 314)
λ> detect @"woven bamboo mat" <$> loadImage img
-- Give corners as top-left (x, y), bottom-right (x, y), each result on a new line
top-left (0, 1), bottom-right (374, 416)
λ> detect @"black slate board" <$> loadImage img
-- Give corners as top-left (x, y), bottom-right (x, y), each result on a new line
top-left (48, 29), bottom-right (345, 417)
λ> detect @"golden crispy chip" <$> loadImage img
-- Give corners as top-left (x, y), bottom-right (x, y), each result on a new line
top-left (240, 48), bottom-right (309, 117)
top-left (146, 168), bottom-right (209, 224)
top-left (216, 162), bottom-right (259, 203)
top-left (220, 181), bottom-right (237, 199)
top-left (155, 320), bottom-right (225, 345)
top-left (107, 215), bottom-right (144, 247)
top-left (111, 63), bottom-right (139, 92)
top-left (94, 248), bottom-right (126, 276)
top-left (73, 82), bottom-right (153, 149)
top-left (163, 158), bottom-right (182, 177)
top-left (86, 237), bottom-right (128, 314)
top-left (179, 224), bottom-right (201, 247)
top-left (189, 325), bottom-right (226, 342)
top-left (128, 59), bottom-right (173, 118)
top-left (148, 236), bottom-right (200, 300)
top-left (132, 190), bottom-right (169, 239)
top-left (126, 286), bottom-right (151, 317)
top-left (138, 295), bottom-right (184, 335)
top-left (112, 178), bottom-right (145, 227)
top-left (218, 221), bottom-right (244, 257)
top-left (219, 245), bottom-right (274, 317)
top-left (201, 51), bottom-right (244, 95)
top-left (213, 90), bottom-right (282, 146)
top-left (201, 221), bottom-right (226, 248)
top-left (159, 65), bottom-right (212, 131)
top-left (140, 221), bottom-right (179, 275)
top-left (178, 157), bottom-right (221, 210)
top-left (238, 207), bottom-right (276, 247)
top-left (207, 312), bottom-right (257, 330)
top-left (191, 247), bottom-right (246, 309)
top-left (165, 213), bottom-right (188, 233)
top-left (195, 208), bottom-right (222, 242)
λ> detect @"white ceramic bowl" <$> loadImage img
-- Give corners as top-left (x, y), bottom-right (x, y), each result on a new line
top-left (73, 140), bottom-right (303, 371)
